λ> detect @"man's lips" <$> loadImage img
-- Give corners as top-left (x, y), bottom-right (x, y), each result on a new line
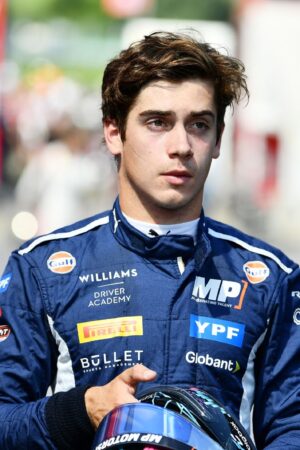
top-left (162, 170), bottom-right (192, 185)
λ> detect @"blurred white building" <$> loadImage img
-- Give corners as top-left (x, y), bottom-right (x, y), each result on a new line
top-left (235, 0), bottom-right (300, 258)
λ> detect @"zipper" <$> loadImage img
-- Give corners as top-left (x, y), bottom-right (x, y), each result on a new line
top-left (163, 255), bottom-right (185, 383)
top-left (177, 256), bottom-right (185, 274)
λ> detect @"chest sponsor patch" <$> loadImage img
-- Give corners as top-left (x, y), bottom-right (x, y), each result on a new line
top-left (186, 351), bottom-right (240, 373)
top-left (243, 261), bottom-right (270, 284)
top-left (293, 308), bottom-right (300, 325)
top-left (47, 251), bottom-right (76, 274)
top-left (192, 276), bottom-right (248, 309)
top-left (79, 268), bottom-right (138, 284)
top-left (0, 324), bottom-right (11, 342)
top-left (89, 285), bottom-right (131, 307)
top-left (0, 308), bottom-right (11, 342)
top-left (80, 349), bottom-right (144, 372)
top-left (0, 273), bottom-right (12, 293)
top-left (190, 314), bottom-right (245, 347)
top-left (77, 316), bottom-right (143, 343)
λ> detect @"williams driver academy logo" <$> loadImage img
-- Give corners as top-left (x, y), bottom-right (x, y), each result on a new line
top-left (79, 268), bottom-right (138, 284)
top-left (89, 285), bottom-right (131, 308)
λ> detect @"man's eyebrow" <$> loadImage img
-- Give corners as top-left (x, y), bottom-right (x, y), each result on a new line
top-left (138, 110), bottom-right (173, 118)
top-left (190, 110), bottom-right (216, 120)
top-left (138, 109), bottom-right (216, 120)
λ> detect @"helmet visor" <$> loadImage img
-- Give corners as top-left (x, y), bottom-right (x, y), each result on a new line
top-left (93, 402), bottom-right (223, 450)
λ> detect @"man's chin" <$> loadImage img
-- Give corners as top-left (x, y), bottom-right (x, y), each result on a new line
top-left (149, 195), bottom-right (202, 218)
top-left (155, 193), bottom-right (200, 210)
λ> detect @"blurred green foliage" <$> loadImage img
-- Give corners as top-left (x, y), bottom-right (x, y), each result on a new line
top-left (156, 0), bottom-right (234, 22)
top-left (8, 0), bottom-right (235, 86)
top-left (9, 0), bottom-right (117, 33)
top-left (10, 0), bottom-right (107, 22)
top-left (10, 0), bottom-right (234, 23)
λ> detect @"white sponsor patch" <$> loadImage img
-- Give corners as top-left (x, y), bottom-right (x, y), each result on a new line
top-left (293, 308), bottom-right (300, 325)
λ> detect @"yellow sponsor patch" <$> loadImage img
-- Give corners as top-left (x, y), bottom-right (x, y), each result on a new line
top-left (77, 316), bottom-right (143, 343)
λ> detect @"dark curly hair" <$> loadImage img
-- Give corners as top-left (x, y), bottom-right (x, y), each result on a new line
top-left (102, 31), bottom-right (248, 141)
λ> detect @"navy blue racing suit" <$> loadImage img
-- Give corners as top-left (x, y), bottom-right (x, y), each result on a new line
top-left (0, 198), bottom-right (300, 449)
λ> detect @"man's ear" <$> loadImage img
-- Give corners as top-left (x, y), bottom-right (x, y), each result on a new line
top-left (213, 123), bottom-right (225, 159)
top-left (103, 119), bottom-right (123, 156)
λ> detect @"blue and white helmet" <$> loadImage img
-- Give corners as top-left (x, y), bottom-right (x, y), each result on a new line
top-left (92, 386), bottom-right (256, 450)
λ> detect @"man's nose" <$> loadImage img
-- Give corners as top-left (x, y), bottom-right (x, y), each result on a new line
top-left (167, 125), bottom-right (192, 158)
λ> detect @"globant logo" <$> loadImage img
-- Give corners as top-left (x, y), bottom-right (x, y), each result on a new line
top-left (186, 351), bottom-right (240, 373)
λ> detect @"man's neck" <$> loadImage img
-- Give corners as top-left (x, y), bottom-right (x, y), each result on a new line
top-left (123, 213), bottom-right (199, 243)
top-left (118, 190), bottom-right (203, 225)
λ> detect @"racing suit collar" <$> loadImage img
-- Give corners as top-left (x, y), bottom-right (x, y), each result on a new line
top-left (109, 198), bottom-right (211, 268)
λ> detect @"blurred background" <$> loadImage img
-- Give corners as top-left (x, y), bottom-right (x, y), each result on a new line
top-left (1, 0), bottom-right (300, 273)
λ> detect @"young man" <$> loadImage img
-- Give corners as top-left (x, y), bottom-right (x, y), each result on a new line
top-left (0, 32), bottom-right (299, 449)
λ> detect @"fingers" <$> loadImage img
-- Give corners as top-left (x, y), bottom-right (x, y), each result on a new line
top-left (85, 365), bottom-right (157, 429)
top-left (118, 364), bottom-right (157, 387)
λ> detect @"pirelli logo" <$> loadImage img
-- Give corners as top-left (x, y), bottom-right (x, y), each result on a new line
top-left (77, 316), bottom-right (143, 343)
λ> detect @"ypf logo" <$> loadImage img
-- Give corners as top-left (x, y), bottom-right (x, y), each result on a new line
top-left (190, 315), bottom-right (245, 347)
top-left (243, 261), bottom-right (270, 284)
top-left (47, 251), bottom-right (76, 274)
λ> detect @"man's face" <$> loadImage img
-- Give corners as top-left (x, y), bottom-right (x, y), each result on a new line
top-left (104, 79), bottom-right (222, 223)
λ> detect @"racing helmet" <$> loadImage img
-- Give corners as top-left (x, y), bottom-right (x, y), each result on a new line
top-left (91, 386), bottom-right (256, 450)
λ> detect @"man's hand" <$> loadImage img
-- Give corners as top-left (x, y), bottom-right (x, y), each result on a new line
top-left (84, 364), bottom-right (157, 429)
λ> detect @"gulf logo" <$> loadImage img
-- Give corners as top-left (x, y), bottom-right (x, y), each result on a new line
top-left (47, 251), bottom-right (76, 274)
top-left (243, 261), bottom-right (270, 284)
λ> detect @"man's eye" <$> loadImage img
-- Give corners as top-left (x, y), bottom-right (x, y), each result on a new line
top-left (193, 121), bottom-right (209, 130)
top-left (148, 119), bottom-right (164, 127)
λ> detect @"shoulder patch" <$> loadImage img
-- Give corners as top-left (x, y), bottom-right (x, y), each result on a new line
top-left (47, 251), bottom-right (76, 274)
top-left (243, 261), bottom-right (270, 284)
